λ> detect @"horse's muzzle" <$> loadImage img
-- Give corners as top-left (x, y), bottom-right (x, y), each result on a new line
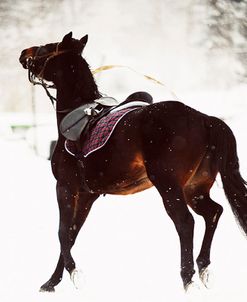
top-left (19, 51), bottom-right (29, 69)
top-left (19, 47), bottom-right (38, 69)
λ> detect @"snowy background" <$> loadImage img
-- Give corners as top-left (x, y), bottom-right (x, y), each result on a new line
top-left (1, 1), bottom-right (247, 301)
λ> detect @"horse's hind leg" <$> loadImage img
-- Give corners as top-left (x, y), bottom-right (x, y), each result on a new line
top-left (184, 168), bottom-right (223, 287)
top-left (40, 184), bottom-right (99, 292)
top-left (145, 163), bottom-right (195, 289)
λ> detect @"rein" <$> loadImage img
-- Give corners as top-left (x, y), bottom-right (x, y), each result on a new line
top-left (28, 68), bottom-right (57, 104)
top-left (27, 43), bottom-right (73, 113)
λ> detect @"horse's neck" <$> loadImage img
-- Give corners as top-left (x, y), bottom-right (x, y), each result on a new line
top-left (55, 57), bottom-right (101, 131)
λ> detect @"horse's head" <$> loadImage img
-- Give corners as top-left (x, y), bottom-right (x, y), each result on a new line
top-left (19, 32), bottom-right (88, 82)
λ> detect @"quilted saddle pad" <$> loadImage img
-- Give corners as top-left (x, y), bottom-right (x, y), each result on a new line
top-left (65, 107), bottom-right (138, 158)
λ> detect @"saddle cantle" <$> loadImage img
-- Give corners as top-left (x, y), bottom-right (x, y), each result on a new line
top-left (60, 91), bottom-right (153, 141)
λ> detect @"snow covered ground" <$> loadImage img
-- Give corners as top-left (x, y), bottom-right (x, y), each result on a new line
top-left (1, 1), bottom-right (247, 300)
top-left (1, 87), bottom-right (247, 302)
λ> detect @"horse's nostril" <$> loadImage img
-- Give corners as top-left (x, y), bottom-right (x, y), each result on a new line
top-left (19, 47), bottom-right (38, 68)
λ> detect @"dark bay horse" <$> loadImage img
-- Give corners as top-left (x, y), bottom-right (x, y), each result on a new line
top-left (19, 32), bottom-right (247, 292)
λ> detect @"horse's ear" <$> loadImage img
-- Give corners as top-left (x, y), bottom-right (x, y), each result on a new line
top-left (80, 34), bottom-right (88, 50)
top-left (61, 32), bottom-right (73, 46)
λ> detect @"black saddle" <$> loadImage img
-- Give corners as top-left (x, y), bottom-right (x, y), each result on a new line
top-left (60, 91), bottom-right (153, 141)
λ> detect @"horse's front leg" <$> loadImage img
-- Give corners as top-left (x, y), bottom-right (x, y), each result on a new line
top-left (40, 182), bottom-right (99, 292)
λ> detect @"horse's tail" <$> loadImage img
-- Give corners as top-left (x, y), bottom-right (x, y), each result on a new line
top-left (209, 116), bottom-right (247, 235)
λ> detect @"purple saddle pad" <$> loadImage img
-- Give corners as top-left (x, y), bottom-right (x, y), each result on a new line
top-left (65, 107), bottom-right (137, 157)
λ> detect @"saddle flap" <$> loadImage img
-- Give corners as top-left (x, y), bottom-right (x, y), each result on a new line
top-left (60, 103), bottom-right (97, 141)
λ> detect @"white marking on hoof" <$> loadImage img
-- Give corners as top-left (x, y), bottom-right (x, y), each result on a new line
top-left (200, 267), bottom-right (214, 289)
top-left (185, 281), bottom-right (203, 302)
top-left (70, 268), bottom-right (86, 290)
top-left (185, 281), bottom-right (200, 293)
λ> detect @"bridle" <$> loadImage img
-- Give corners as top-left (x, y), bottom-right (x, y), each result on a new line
top-left (27, 42), bottom-right (71, 110)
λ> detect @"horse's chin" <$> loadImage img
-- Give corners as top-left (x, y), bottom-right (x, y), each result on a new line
top-left (24, 59), bottom-right (42, 77)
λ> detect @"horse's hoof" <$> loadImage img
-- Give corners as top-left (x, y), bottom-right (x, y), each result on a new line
top-left (185, 281), bottom-right (200, 292)
top-left (70, 268), bottom-right (85, 290)
top-left (185, 281), bottom-right (202, 302)
top-left (39, 284), bottom-right (55, 293)
top-left (200, 266), bottom-right (213, 289)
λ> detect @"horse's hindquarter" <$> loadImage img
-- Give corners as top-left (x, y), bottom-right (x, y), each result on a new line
top-left (139, 101), bottom-right (209, 185)
top-left (83, 101), bottom-right (209, 195)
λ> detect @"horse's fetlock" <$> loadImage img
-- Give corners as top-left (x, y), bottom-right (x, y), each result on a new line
top-left (196, 257), bottom-right (210, 272)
